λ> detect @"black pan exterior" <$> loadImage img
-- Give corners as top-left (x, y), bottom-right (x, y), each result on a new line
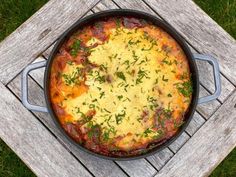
top-left (44, 9), bottom-right (199, 160)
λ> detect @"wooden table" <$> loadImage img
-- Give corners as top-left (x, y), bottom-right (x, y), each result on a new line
top-left (0, 0), bottom-right (235, 176)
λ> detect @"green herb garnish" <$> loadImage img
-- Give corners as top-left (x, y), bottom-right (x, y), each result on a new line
top-left (176, 80), bottom-right (193, 97)
top-left (116, 71), bottom-right (126, 81)
top-left (162, 75), bottom-right (168, 82)
top-left (115, 110), bottom-right (126, 124)
top-left (70, 39), bottom-right (81, 57)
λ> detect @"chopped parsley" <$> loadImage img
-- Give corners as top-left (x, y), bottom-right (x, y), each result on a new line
top-left (115, 18), bottom-right (121, 28)
top-left (143, 128), bottom-right (154, 137)
top-left (62, 67), bottom-right (82, 86)
top-left (116, 71), bottom-right (126, 81)
top-left (136, 69), bottom-right (150, 84)
top-left (117, 95), bottom-right (123, 100)
top-left (70, 39), bottom-right (82, 57)
top-left (115, 110), bottom-right (126, 124)
top-left (162, 75), bottom-right (168, 82)
top-left (103, 126), bottom-right (116, 141)
top-left (176, 80), bottom-right (193, 97)
top-left (162, 58), bottom-right (172, 65)
top-left (100, 91), bottom-right (105, 99)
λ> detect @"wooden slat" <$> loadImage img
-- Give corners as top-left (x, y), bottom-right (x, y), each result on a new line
top-left (146, 148), bottom-right (173, 171)
top-left (92, 0), bottom-right (118, 11)
top-left (0, 82), bottom-right (91, 177)
top-left (185, 112), bottom-right (205, 136)
top-left (169, 132), bottom-right (190, 153)
top-left (116, 159), bottom-right (157, 177)
top-left (155, 90), bottom-right (236, 177)
top-left (144, 0), bottom-right (236, 85)
top-left (0, 0), bottom-right (100, 85)
top-left (29, 57), bottom-right (45, 87)
top-left (197, 85), bottom-right (221, 119)
top-left (7, 69), bottom-right (127, 177)
top-left (42, 11), bottom-right (94, 59)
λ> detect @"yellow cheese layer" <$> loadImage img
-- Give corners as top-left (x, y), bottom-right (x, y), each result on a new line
top-left (61, 27), bottom-right (189, 150)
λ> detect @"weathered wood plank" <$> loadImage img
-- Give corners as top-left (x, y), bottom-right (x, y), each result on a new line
top-left (144, 0), bottom-right (236, 85)
top-left (185, 112), bottom-right (205, 136)
top-left (169, 132), bottom-right (190, 153)
top-left (0, 83), bottom-right (91, 177)
top-left (29, 57), bottom-right (45, 87)
top-left (146, 148), bottom-right (173, 171)
top-left (155, 90), bottom-right (236, 177)
top-left (92, 0), bottom-right (118, 12)
top-left (42, 11), bottom-right (94, 59)
top-left (116, 159), bottom-right (157, 177)
top-left (197, 85), bottom-right (221, 119)
top-left (7, 72), bottom-right (127, 177)
top-left (0, 0), bottom-right (100, 85)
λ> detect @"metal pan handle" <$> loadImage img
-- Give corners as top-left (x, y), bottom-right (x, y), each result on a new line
top-left (21, 61), bottom-right (48, 112)
top-left (193, 54), bottom-right (221, 104)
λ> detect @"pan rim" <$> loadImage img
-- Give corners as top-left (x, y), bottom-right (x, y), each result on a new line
top-left (44, 9), bottom-right (199, 161)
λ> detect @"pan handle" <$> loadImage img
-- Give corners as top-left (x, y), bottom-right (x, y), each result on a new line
top-left (193, 54), bottom-right (221, 104)
top-left (21, 61), bottom-right (48, 112)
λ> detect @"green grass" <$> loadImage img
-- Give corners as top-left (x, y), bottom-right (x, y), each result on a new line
top-left (0, 0), bottom-right (48, 41)
top-left (0, 0), bottom-right (235, 176)
top-left (0, 139), bottom-right (35, 177)
top-left (194, 0), bottom-right (236, 39)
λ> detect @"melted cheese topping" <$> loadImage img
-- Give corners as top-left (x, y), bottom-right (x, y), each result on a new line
top-left (50, 18), bottom-right (192, 154)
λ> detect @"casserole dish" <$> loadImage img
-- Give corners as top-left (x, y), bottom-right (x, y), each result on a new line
top-left (21, 9), bottom-right (221, 160)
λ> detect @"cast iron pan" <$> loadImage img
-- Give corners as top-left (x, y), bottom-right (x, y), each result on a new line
top-left (21, 9), bottom-right (221, 160)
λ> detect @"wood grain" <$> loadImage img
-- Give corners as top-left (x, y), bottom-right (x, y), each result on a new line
top-left (185, 112), bottom-right (205, 136)
top-left (144, 0), bottom-right (236, 85)
top-left (7, 69), bottom-right (127, 177)
top-left (92, 0), bottom-right (118, 12)
top-left (197, 85), bottom-right (221, 118)
top-left (116, 159), bottom-right (157, 177)
top-left (146, 148), bottom-right (173, 171)
top-left (155, 90), bottom-right (236, 177)
top-left (0, 0), bottom-right (100, 85)
top-left (0, 82), bottom-right (91, 177)
top-left (42, 11), bottom-right (94, 59)
top-left (169, 132), bottom-right (190, 153)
